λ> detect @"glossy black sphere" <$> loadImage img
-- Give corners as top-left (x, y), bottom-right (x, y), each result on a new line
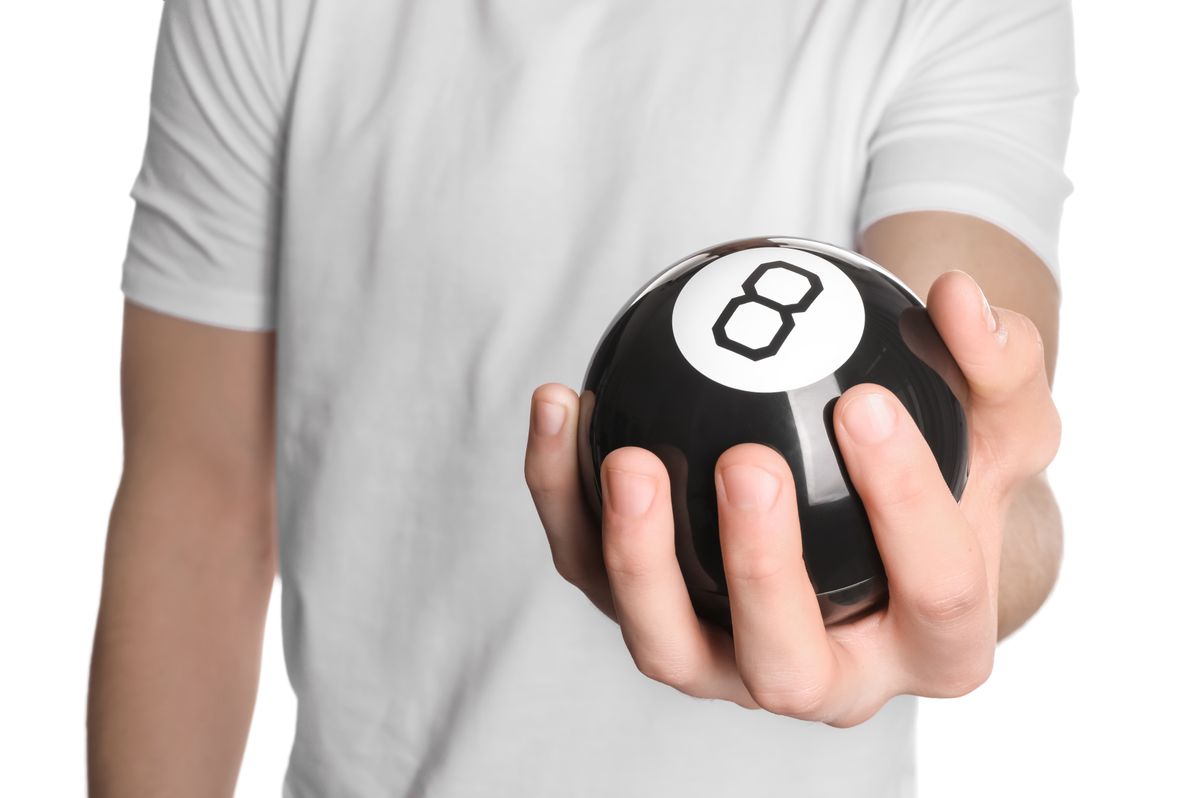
top-left (578, 236), bottom-right (969, 629)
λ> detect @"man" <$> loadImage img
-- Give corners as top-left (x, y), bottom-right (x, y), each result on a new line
top-left (88, 0), bottom-right (1073, 795)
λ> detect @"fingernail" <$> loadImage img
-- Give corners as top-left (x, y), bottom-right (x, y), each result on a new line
top-left (533, 400), bottom-right (566, 437)
top-left (842, 392), bottom-right (897, 445)
top-left (992, 311), bottom-right (1008, 347)
top-left (605, 469), bottom-right (657, 518)
top-left (720, 464), bottom-right (780, 512)
top-left (978, 282), bottom-right (997, 334)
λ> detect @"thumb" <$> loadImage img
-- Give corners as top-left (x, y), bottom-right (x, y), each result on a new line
top-left (926, 270), bottom-right (1060, 481)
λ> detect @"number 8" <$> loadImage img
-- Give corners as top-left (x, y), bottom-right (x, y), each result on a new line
top-left (711, 260), bottom-right (824, 361)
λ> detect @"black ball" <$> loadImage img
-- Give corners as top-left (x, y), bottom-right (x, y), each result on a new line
top-left (578, 236), bottom-right (969, 629)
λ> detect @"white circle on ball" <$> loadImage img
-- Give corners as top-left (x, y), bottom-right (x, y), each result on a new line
top-left (671, 247), bottom-right (866, 393)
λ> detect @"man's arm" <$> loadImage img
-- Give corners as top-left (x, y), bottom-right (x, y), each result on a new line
top-left (88, 303), bottom-right (276, 797)
top-left (862, 210), bottom-right (1064, 640)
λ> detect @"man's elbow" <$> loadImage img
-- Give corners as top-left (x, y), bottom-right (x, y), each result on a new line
top-left (110, 449), bottom-right (278, 584)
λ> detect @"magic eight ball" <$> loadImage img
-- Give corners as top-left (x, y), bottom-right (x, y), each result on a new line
top-left (578, 236), bottom-right (969, 629)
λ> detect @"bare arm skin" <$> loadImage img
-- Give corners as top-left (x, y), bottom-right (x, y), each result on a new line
top-left (88, 303), bottom-right (276, 797)
top-left (861, 211), bottom-right (1064, 640)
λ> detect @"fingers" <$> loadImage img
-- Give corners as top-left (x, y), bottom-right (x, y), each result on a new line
top-left (524, 383), bottom-right (613, 617)
top-left (715, 444), bottom-right (894, 723)
top-left (927, 271), bottom-right (1060, 478)
top-left (600, 447), bottom-right (754, 706)
top-left (834, 385), bottom-right (996, 698)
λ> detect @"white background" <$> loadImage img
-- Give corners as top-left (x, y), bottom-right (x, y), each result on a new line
top-left (1, 2), bottom-right (1197, 795)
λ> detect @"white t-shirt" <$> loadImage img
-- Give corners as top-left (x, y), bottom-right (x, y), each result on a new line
top-left (120, 1), bottom-right (1075, 795)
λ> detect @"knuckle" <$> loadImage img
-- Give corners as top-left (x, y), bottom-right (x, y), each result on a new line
top-left (1018, 351), bottom-right (1048, 393)
top-left (824, 701), bottom-right (886, 729)
top-left (744, 665), bottom-right (833, 719)
top-left (550, 550), bottom-right (583, 585)
top-left (633, 650), bottom-right (699, 691)
top-left (1004, 402), bottom-right (1062, 479)
top-left (748, 680), bottom-right (830, 719)
top-left (1028, 405), bottom-right (1063, 472)
top-left (976, 401), bottom-right (1061, 484)
top-left (1046, 401), bottom-right (1063, 448)
top-left (1042, 400), bottom-right (1063, 448)
top-left (909, 578), bottom-right (985, 628)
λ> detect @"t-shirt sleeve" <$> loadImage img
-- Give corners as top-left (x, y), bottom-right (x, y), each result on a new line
top-left (120, 0), bottom-right (296, 331)
top-left (857, 0), bottom-right (1077, 278)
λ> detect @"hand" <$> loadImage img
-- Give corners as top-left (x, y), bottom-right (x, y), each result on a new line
top-left (524, 270), bottom-right (1060, 726)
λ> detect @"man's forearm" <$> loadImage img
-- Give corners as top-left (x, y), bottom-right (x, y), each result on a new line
top-left (996, 472), bottom-right (1063, 640)
top-left (88, 470), bottom-right (275, 797)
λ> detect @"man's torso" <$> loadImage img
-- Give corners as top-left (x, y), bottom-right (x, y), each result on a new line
top-left (274, 2), bottom-right (919, 794)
